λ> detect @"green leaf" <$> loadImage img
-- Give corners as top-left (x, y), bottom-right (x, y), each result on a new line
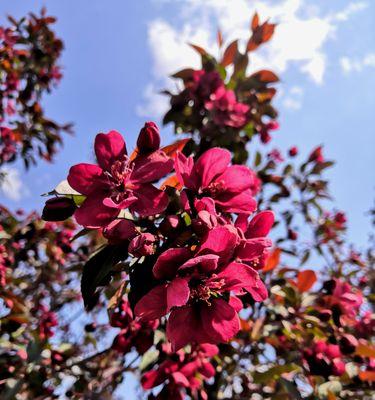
top-left (254, 151), bottom-right (262, 167)
top-left (139, 349), bottom-right (159, 371)
top-left (81, 245), bottom-right (124, 310)
top-left (253, 364), bottom-right (301, 384)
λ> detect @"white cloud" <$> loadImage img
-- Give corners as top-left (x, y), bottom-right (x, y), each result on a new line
top-left (282, 85), bottom-right (304, 111)
top-left (136, 83), bottom-right (170, 118)
top-left (0, 167), bottom-right (29, 201)
top-left (332, 1), bottom-right (368, 21)
top-left (340, 53), bottom-right (375, 74)
top-left (138, 0), bottom-right (368, 117)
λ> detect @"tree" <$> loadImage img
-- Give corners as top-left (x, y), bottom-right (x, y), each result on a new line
top-left (1, 10), bottom-right (374, 400)
top-left (0, 9), bottom-right (71, 169)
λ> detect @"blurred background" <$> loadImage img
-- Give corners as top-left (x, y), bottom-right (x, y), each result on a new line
top-left (0, 0), bottom-right (374, 246)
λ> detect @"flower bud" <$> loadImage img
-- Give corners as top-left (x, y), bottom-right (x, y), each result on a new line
top-left (103, 219), bottom-right (136, 244)
top-left (129, 233), bottom-right (156, 257)
top-left (137, 122), bottom-right (160, 154)
top-left (288, 146), bottom-right (298, 157)
top-left (288, 229), bottom-right (298, 241)
top-left (42, 197), bottom-right (76, 221)
top-left (308, 146), bottom-right (324, 163)
top-left (160, 215), bottom-right (180, 236)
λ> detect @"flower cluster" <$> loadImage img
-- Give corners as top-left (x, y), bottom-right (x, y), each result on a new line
top-left (163, 14), bottom-right (279, 163)
top-left (43, 122), bottom-right (272, 354)
top-left (0, 9), bottom-right (71, 168)
top-left (142, 343), bottom-right (218, 400)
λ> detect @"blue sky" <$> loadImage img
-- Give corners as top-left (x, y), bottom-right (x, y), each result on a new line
top-left (0, 0), bottom-right (374, 250)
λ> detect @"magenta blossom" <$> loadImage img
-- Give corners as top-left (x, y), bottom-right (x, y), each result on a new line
top-left (205, 86), bottom-right (250, 128)
top-left (190, 70), bottom-right (224, 102)
top-left (128, 232), bottom-right (156, 257)
top-left (175, 147), bottom-right (259, 214)
top-left (67, 128), bottom-right (173, 228)
top-left (142, 343), bottom-right (218, 400)
top-left (304, 340), bottom-right (346, 377)
top-left (135, 225), bottom-right (268, 350)
top-left (111, 299), bottom-right (158, 355)
top-left (235, 210), bottom-right (274, 270)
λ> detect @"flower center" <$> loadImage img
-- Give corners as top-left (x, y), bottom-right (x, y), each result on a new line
top-left (189, 275), bottom-right (225, 305)
top-left (206, 180), bottom-right (225, 197)
top-left (107, 156), bottom-right (134, 189)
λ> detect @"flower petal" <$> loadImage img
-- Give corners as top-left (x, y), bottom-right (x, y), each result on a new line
top-left (200, 298), bottom-right (240, 343)
top-left (215, 262), bottom-right (262, 293)
top-left (131, 150), bottom-right (173, 183)
top-left (167, 306), bottom-right (212, 351)
top-left (218, 165), bottom-right (255, 193)
top-left (74, 193), bottom-right (118, 228)
top-left (178, 254), bottom-right (219, 274)
top-left (95, 130), bottom-right (127, 171)
top-left (215, 189), bottom-right (257, 214)
top-left (167, 277), bottom-right (190, 311)
top-left (229, 295), bottom-right (243, 312)
top-left (102, 195), bottom-right (138, 209)
top-left (134, 284), bottom-right (168, 320)
top-left (171, 371), bottom-right (190, 387)
top-left (194, 147), bottom-right (231, 188)
top-left (153, 248), bottom-right (192, 280)
top-left (67, 163), bottom-right (103, 195)
top-left (174, 151), bottom-right (199, 190)
top-left (245, 275), bottom-right (268, 302)
top-left (198, 225), bottom-right (238, 264)
top-left (130, 184), bottom-right (169, 217)
top-left (103, 219), bottom-right (136, 243)
top-left (235, 238), bottom-right (272, 262)
top-left (246, 210), bottom-right (275, 238)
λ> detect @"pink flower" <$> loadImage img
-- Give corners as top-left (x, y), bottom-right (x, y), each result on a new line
top-left (38, 305), bottom-right (58, 340)
top-left (102, 219), bottom-right (137, 244)
top-left (111, 299), bottom-right (158, 355)
top-left (142, 343), bottom-right (218, 399)
top-left (67, 129), bottom-right (173, 227)
top-left (327, 279), bottom-right (363, 318)
top-left (205, 86), bottom-right (249, 128)
top-left (135, 225), bottom-right (267, 350)
top-left (129, 233), bottom-right (156, 257)
top-left (268, 148), bottom-right (284, 163)
top-left (175, 147), bottom-right (258, 214)
top-left (260, 120), bottom-right (279, 143)
top-left (191, 70), bottom-right (224, 102)
top-left (304, 340), bottom-right (345, 377)
top-left (234, 210), bottom-right (274, 270)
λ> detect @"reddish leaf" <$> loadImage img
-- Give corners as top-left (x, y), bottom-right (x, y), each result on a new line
top-left (189, 43), bottom-right (207, 56)
top-left (251, 12), bottom-right (259, 31)
top-left (262, 23), bottom-right (276, 42)
top-left (172, 68), bottom-right (195, 80)
top-left (217, 29), bottom-right (223, 48)
top-left (129, 147), bottom-right (139, 161)
top-left (356, 343), bottom-right (375, 358)
top-left (160, 174), bottom-right (182, 190)
top-left (251, 69), bottom-right (280, 83)
top-left (222, 40), bottom-right (238, 67)
top-left (262, 248), bottom-right (281, 272)
top-left (359, 370), bottom-right (375, 382)
top-left (161, 138), bottom-right (190, 158)
top-left (256, 88), bottom-right (277, 102)
top-left (247, 21), bottom-right (276, 52)
top-left (296, 270), bottom-right (317, 292)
